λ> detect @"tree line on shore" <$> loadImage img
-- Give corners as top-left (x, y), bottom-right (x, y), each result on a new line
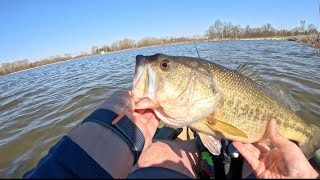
top-left (0, 19), bottom-right (319, 76)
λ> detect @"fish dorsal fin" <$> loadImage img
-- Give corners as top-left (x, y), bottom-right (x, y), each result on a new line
top-left (236, 63), bottom-right (300, 112)
top-left (236, 62), bottom-right (264, 84)
top-left (264, 83), bottom-right (300, 111)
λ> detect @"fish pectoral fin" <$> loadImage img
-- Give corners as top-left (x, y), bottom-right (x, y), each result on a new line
top-left (206, 119), bottom-right (248, 138)
top-left (198, 132), bottom-right (221, 155)
top-left (158, 120), bottom-right (166, 128)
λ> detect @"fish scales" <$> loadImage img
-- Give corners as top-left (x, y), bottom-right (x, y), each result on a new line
top-left (132, 53), bottom-right (320, 159)
top-left (203, 62), bottom-right (311, 144)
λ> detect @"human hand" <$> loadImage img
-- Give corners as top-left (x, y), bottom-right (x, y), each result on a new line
top-left (232, 119), bottom-right (319, 179)
top-left (99, 91), bottom-right (160, 150)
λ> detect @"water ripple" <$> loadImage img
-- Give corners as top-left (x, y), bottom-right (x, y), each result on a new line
top-left (0, 40), bottom-right (319, 178)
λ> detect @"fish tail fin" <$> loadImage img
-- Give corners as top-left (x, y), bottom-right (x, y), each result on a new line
top-left (300, 124), bottom-right (320, 159)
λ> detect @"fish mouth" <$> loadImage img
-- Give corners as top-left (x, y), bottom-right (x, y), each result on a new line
top-left (132, 55), bottom-right (157, 109)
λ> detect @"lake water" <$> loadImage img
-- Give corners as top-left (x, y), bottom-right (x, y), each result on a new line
top-left (0, 40), bottom-right (319, 178)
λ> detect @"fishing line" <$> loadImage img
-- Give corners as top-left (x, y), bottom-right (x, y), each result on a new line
top-left (193, 42), bottom-right (201, 58)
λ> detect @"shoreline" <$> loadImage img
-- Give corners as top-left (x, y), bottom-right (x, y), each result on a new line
top-left (1, 36), bottom-right (318, 77)
top-left (0, 55), bottom-right (90, 77)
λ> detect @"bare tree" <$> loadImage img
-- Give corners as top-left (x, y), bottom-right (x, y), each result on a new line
top-left (307, 24), bottom-right (318, 34)
top-left (118, 38), bottom-right (135, 50)
top-left (206, 19), bottom-right (223, 39)
top-left (300, 20), bottom-right (306, 33)
top-left (91, 46), bottom-right (98, 55)
top-left (2, 18), bottom-right (319, 76)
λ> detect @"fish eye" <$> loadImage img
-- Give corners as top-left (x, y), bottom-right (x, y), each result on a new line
top-left (160, 59), bottom-right (171, 70)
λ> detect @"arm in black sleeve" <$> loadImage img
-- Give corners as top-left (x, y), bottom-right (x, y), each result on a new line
top-left (23, 136), bottom-right (112, 178)
top-left (23, 108), bottom-right (144, 178)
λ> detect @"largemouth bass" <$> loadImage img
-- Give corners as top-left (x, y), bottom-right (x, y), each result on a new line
top-left (131, 53), bottom-right (320, 159)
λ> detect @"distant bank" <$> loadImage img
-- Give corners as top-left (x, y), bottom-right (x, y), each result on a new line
top-left (0, 35), bottom-right (319, 77)
top-left (287, 35), bottom-right (320, 52)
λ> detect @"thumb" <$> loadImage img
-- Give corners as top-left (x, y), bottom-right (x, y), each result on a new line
top-left (127, 91), bottom-right (135, 112)
top-left (267, 118), bottom-right (292, 148)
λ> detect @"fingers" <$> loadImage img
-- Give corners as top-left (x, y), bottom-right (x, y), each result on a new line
top-left (267, 119), bottom-right (293, 148)
top-left (142, 110), bottom-right (160, 126)
top-left (141, 109), bottom-right (156, 120)
top-left (244, 143), bottom-right (261, 159)
top-left (115, 90), bottom-right (135, 113)
top-left (146, 113), bottom-right (160, 137)
top-left (134, 109), bottom-right (155, 123)
top-left (135, 109), bottom-right (146, 115)
top-left (232, 142), bottom-right (260, 170)
top-left (133, 109), bottom-right (160, 134)
top-left (124, 91), bottom-right (160, 138)
top-left (257, 143), bottom-right (270, 154)
top-left (125, 91), bottom-right (135, 112)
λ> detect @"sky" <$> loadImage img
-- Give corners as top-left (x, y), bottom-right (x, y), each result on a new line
top-left (0, 0), bottom-right (319, 63)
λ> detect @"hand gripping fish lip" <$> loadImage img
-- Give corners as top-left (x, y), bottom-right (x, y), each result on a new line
top-left (132, 55), bottom-right (157, 109)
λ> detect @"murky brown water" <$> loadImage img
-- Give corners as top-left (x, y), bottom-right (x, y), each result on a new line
top-left (0, 40), bottom-right (319, 178)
